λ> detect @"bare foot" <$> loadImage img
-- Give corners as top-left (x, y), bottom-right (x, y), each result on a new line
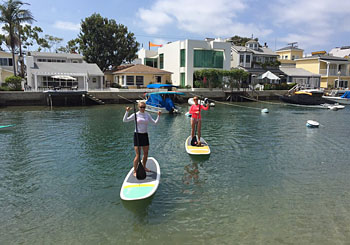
top-left (144, 167), bottom-right (151, 172)
top-left (133, 171), bottom-right (136, 177)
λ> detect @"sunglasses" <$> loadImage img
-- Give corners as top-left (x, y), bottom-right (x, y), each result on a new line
top-left (139, 106), bottom-right (146, 109)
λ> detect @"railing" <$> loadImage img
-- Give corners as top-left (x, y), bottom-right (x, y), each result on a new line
top-left (319, 69), bottom-right (349, 76)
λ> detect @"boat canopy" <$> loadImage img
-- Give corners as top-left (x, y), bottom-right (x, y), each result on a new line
top-left (145, 91), bottom-right (185, 96)
top-left (146, 84), bottom-right (178, 89)
top-left (341, 91), bottom-right (350, 98)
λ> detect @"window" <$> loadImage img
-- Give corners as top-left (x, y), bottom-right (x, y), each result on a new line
top-left (193, 50), bottom-right (224, 68)
top-left (126, 76), bottom-right (134, 85)
top-left (240, 55), bottom-right (244, 63)
top-left (92, 78), bottom-right (97, 83)
top-left (246, 55), bottom-right (251, 63)
top-left (159, 54), bottom-right (164, 69)
top-left (144, 58), bottom-right (157, 68)
top-left (180, 73), bottom-right (185, 87)
top-left (284, 55), bottom-right (288, 59)
top-left (136, 76), bottom-right (144, 86)
top-left (180, 49), bottom-right (185, 67)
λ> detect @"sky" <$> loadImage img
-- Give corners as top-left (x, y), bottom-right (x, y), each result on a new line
top-left (2, 0), bottom-right (350, 55)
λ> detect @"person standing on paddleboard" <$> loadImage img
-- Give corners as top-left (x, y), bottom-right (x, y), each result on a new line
top-left (189, 96), bottom-right (209, 146)
top-left (123, 102), bottom-right (161, 176)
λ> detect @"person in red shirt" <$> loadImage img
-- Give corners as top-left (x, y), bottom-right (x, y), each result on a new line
top-left (189, 96), bottom-right (209, 146)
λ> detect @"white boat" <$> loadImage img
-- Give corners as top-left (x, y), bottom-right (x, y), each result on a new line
top-left (188, 98), bottom-right (215, 107)
top-left (320, 103), bottom-right (345, 110)
top-left (138, 91), bottom-right (184, 114)
top-left (322, 91), bottom-right (350, 105)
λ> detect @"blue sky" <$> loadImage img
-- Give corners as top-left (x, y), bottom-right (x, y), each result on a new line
top-left (3, 0), bottom-right (350, 54)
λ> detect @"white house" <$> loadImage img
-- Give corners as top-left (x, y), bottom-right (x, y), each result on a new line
top-left (26, 52), bottom-right (104, 91)
top-left (138, 38), bottom-right (231, 87)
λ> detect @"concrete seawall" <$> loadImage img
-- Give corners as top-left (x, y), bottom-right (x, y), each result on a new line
top-left (0, 90), bottom-right (287, 106)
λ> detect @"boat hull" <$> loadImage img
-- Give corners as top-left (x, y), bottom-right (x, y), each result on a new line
top-left (322, 96), bottom-right (350, 105)
top-left (280, 93), bottom-right (333, 105)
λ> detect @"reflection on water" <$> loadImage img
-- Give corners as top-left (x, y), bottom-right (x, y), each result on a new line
top-left (1, 104), bottom-right (350, 244)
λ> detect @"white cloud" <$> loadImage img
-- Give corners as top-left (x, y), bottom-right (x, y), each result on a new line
top-left (136, 0), bottom-right (272, 38)
top-left (53, 21), bottom-right (80, 31)
top-left (270, 0), bottom-right (350, 50)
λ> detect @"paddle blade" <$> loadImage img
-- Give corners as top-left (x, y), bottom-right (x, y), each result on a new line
top-left (136, 162), bottom-right (146, 180)
top-left (191, 136), bottom-right (197, 146)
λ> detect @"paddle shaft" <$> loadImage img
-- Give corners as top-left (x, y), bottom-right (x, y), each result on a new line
top-left (133, 103), bottom-right (141, 164)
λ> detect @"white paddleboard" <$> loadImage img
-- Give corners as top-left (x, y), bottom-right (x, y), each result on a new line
top-left (120, 157), bottom-right (160, 201)
top-left (185, 136), bottom-right (211, 155)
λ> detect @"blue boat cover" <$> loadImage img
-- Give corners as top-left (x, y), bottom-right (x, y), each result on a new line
top-left (341, 91), bottom-right (350, 98)
top-left (146, 84), bottom-right (178, 89)
top-left (146, 93), bottom-right (165, 108)
top-left (165, 97), bottom-right (175, 111)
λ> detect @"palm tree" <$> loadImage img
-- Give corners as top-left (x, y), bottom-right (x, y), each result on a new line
top-left (0, 0), bottom-right (34, 76)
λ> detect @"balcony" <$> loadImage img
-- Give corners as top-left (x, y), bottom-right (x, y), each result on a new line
top-left (319, 69), bottom-right (349, 76)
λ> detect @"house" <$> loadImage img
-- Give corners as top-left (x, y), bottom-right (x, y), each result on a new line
top-left (26, 52), bottom-right (104, 91)
top-left (230, 39), bottom-right (283, 85)
top-left (276, 43), bottom-right (320, 88)
top-left (138, 38), bottom-right (231, 87)
top-left (276, 43), bottom-right (304, 67)
top-left (0, 51), bottom-right (19, 85)
top-left (295, 51), bottom-right (350, 89)
top-left (279, 67), bottom-right (321, 88)
top-left (329, 46), bottom-right (350, 58)
top-left (104, 64), bottom-right (172, 88)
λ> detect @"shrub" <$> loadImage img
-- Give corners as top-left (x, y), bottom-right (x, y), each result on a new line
top-left (5, 76), bottom-right (22, 91)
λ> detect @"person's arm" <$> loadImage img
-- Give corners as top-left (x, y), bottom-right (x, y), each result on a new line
top-left (122, 108), bottom-right (135, 122)
top-left (200, 104), bottom-right (209, 111)
top-left (147, 112), bottom-right (160, 125)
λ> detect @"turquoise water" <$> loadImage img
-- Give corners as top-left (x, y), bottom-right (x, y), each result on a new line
top-left (1, 103), bottom-right (350, 244)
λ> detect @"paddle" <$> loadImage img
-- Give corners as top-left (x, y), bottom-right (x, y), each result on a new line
top-left (133, 103), bottom-right (146, 180)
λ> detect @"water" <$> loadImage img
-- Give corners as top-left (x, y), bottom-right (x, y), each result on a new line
top-left (1, 103), bottom-right (350, 244)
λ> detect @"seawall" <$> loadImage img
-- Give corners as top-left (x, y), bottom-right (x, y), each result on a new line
top-left (0, 90), bottom-right (287, 106)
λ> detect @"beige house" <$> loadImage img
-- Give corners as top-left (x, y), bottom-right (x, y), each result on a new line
top-left (0, 51), bottom-right (19, 85)
top-left (105, 64), bottom-right (172, 89)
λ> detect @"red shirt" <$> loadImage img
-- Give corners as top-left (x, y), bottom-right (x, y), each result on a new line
top-left (189, 104), bottom-right (208, 119)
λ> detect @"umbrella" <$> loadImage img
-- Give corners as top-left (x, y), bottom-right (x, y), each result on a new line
top-left (257, 71), bottom-right (280, 80)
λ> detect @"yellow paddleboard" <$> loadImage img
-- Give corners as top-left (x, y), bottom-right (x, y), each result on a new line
top-left (185, 136), bottom-right (211, 155)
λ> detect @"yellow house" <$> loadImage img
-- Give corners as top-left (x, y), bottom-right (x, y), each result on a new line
top-left (0, 51), bottom-right (19, 85)
top-left (295, 53), bottom-right (350, 89)
top-left (276, 44), bottom-right (304, 66)
top-left (105, 64), bottom-right (172, 89)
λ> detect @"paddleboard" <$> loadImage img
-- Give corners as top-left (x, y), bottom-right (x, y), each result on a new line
top-left (120, 157), bottom-right (160, 201)
top-left (0, 124), bottom-right (15, 129)
top-left (185, 136), bottom-right (211, 155)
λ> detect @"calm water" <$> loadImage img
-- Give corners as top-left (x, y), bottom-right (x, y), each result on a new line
top-left (1, 103), bottom-right (350, 244)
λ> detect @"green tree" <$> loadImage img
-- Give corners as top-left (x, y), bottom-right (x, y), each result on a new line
top-left (0, 0), bottom-right (34, 76)
top-left (194, 69), bottom-right (223, 88)
top-left (77, 13), bottom-right (139, 71)
top-left (222, 69), bottom-right (249, 91)
top-left (5, 75), bottom-right (22, 90)
top-left (57, 38), bottom-right (81, 54)
top-left (227, 35), bottom-right (259, 46)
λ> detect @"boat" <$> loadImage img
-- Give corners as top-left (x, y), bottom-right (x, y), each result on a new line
top-left (280, 89), bottom-right (334, 105)
top-left (306, 120), bottom-right (319, 128)
top-left (140, 91), bottom-right (184, 114)
top-left (322, 91), bottom-right (350, 105)
top-left (185, 136), bottom-right (211, 155)
top-left (120, 157), bottom-right (160, 201)
top-left (188, 97), bottom-right (215, 107)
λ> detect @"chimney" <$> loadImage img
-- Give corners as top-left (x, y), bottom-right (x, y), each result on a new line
top-left (264, 42), bottom-right (268, 48)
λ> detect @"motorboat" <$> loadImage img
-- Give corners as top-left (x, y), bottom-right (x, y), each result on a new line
top-left (280, 89), bottom-right (334, 105)
top-left (322, 90), bottom-right (350, 105)
top-left (139, 91), bottom-right (184, 114)
top-left (188, 97), bottom-right (215, 107)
